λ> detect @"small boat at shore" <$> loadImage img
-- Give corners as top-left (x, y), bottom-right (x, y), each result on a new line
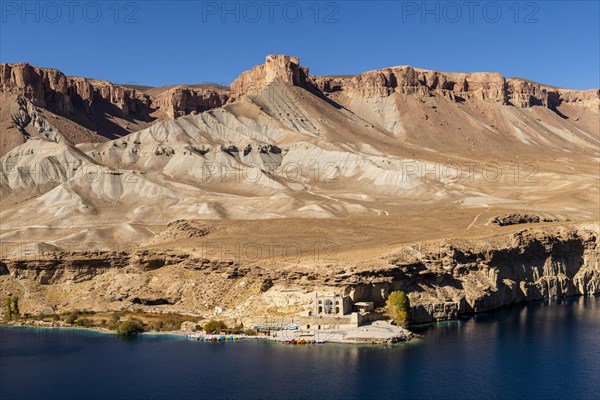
top-left (286, 339), bottom-right (325, 345)
top-left (188, 334), bottom-right (246, 342)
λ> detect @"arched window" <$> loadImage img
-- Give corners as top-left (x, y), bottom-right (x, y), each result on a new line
top-left (335, 307), bottom-right (340, 314)
top-left (335, 301), bottom-right (339, 305)
top-left (318, 306), bottom-right (323, 314)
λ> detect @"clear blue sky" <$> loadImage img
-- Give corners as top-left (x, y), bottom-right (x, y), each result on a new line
top-left (1, 1), bottom-right (598, 89)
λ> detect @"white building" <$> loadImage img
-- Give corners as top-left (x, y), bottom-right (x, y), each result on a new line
top-left (313, 292), bottom-right (351, 316)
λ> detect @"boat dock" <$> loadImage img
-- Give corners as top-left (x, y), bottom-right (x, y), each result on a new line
top-left (188, 333), bottom-right (249, 342)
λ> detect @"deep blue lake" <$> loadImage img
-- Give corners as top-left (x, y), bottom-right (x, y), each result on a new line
top-left (1, 296), bottom-right (599, 400)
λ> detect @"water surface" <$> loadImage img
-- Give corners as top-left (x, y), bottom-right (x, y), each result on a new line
top-left (1, 296), bottom-right (598, 400)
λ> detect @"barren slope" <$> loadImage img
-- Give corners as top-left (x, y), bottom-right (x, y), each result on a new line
top-left (0, 55), bottom-right (598, 324)
top-left (0, 63), bottom-right (230, 156)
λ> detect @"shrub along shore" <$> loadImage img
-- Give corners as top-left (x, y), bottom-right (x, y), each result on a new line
top-left (0, 307), bottom-right (255, 337)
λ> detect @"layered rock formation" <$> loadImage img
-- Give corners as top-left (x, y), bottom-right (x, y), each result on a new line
top-left (0, 63), bottom-right (230, 155)
top-left (370, 223), bottom-right (599, 323)
top-left (150, 86), bottom-right (229, 119)
top-left (1, 63), bottom-right (152, 117)
top-left (3, 57), bottom-right (598, 157)
top-left (1, 223), bottom-right (597, 324)
top-left (9, 96), bottom-right (62, 143)
top-left (230, 55), bottom-right (310, 99)
top-left (311, 66), bottom-right (599, 110)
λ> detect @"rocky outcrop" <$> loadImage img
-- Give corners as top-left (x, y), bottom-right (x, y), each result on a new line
top-left (0, 224), bottom-right (597, 324)
top-left (144, 220), bottom-right (213, 245)
top-left (229, 55), bottom-right (310, 99)
top-left (4, 252), bottom-right (130, 284)
top-left (490, 213), bottom-right (560, 226)
top-left (311, 66), bottom-right (599, 110)
top-left (506, 79), bottom-right (599, 109)
top-left (10, 97), bottom-right (62, 142)
top-left (344, 224), bottom-right (599, 323)
top-left (1, 249), bottom-right (236, 285)
top-left (1, 63), bottom-right (231, 120)
top-left (0, 63), bottom-right (231, 155)
top-left (151, 87), bottom-right (229, 119)
top-left (226, 55), bottom-right (598, 113)
top-left (1, 63), bottom-right (152, 117)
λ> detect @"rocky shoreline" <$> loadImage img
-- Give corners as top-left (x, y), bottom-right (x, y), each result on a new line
top-left (1, 222), bottom-right (598, 328)
top-left (0, 319), bottom-right (186, 337)
top-left (0, 319), bottom-right (413, 345)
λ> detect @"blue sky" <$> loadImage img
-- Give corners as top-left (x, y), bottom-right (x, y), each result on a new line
top-left (1, 1), bottom-right (598, 89)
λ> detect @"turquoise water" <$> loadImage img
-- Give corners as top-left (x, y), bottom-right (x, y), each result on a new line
top-left (1, 296), bottom-right (598, 400)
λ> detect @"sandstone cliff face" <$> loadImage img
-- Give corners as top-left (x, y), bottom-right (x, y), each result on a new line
top-left (1, 63), bottom-right (152, 117)
top-left (1, 63), bottom-right (232, 120)
top-left (506, 79), bottom-right (599, 108)
top-left (3, 58), bottom-right (597, 158)
top-left (0, 63), bottom-right (231, 155)
top-left (227, 55), bottom-right (598, 115)
top-left (1, 224), bottom-right (597, 324)
top-left (344, 224), bottom-right (599, 323)
top-left (151, 87), bottom-right (229, 119)
top-left (229, 55), bottom-right (310, 99)
top-left (311, 66), bottom-right (599, 110)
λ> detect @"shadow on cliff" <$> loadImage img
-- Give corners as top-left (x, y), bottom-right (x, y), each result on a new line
top-left (50, 95), bottom-right (155, 140)
top-left (387, 261), bottom-right (465, 293)
top-left (489, 238), bottom-right (585, 281)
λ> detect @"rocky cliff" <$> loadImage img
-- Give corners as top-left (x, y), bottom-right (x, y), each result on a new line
top-left (227, 55), bottom-right (598, 110)
top-left (349, 223), bottom-right (599, 323)
top-left (311, 66), bottom-right (599, 110)
top-left (3, 57), bottom-right (597, 157)
top-left (229, 55), bottom-right (310, 99)
top-left (0, 63), bottom-right (231, 155)
top-left (1, 63), bottom-right (152, 117)
top-left (150, 86), bottom-right (230, 119)
top-left (5, 58), bottom-right (597, 122)
top-left (1, 63), bottom-right (232, 120)
top-left (1, 223), bottom-right (597, 324)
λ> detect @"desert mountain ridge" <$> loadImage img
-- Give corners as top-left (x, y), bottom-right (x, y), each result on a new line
top-left (0, 62), bottom-right (230, 155)
top-left (0, 54), bottom-right (598, 238)
top-left (2, 56), bottom-right (598, 156)
top-left (0, 55), bottom-right (598, 324)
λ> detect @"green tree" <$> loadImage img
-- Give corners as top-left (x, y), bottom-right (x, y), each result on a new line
top-left (385, 291), bottom-right (411, 328)
top-left (204, 320), bottom-right (227, 334)
top-left (3, 298), bottom-right (13, 321)
top-left (11, 296), bottom-right (20, 320)
top-left (65, 313), bottom-right (79, 324)
top-left (116, 319), bottom-right (144, 336)
top-left (77, 318), bottom-right (93, 327)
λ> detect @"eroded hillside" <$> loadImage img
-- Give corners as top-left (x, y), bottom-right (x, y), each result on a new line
top-left (1, 55), bottom-right (598, 322)
top-left (1, 221), bottom-right (597, 324)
